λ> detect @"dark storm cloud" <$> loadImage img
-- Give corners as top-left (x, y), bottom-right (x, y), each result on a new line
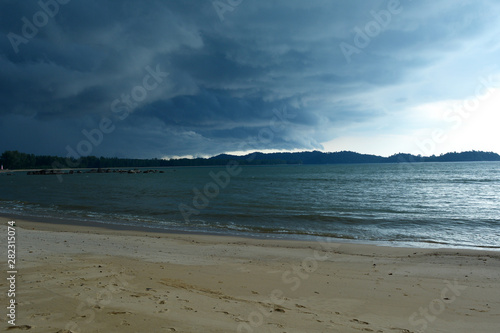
top-left (1, 0), bottom-right (499, 157)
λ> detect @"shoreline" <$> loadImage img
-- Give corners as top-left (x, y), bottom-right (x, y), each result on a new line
top-left (1, 212), bottom-right (499, 252)
top-left (6, 215), bottom-right (500, 258)
top-left (2, 216), bottom-right (500, 332)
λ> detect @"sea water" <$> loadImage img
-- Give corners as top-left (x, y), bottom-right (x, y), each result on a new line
top-left (1, 162), bottom-right (499, 249)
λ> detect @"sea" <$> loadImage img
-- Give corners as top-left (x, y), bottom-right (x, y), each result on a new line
top-left (1, 162), bottom-right (499, 250)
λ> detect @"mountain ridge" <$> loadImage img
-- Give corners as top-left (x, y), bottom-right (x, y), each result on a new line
top-left (209, 150), bottom-right (500, 165)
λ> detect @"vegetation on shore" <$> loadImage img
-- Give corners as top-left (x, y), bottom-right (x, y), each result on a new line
top-left (1, 150), bottom-right (500, 170)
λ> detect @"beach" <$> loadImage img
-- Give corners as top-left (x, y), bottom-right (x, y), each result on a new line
top-left (1, 217), bottom-right (499, 332)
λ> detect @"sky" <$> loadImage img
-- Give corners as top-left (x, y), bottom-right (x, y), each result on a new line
top-left (1, 0), bottom-right (500, 159)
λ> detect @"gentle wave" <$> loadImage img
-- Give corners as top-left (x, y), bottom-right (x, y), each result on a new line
top-left (1, 162), bottom-right (500, 249)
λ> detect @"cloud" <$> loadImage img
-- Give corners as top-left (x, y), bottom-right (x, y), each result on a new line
top-left (1, 0), bottom-right (500, 157)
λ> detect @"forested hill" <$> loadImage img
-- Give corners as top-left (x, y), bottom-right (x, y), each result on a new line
top-left (213, 150), bottom-right (500, 165)
top-left (1, 150), bottom-right (500, 170)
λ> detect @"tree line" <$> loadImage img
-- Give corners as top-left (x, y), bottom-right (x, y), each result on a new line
top-left (1, 150), bottom-right (500, 170)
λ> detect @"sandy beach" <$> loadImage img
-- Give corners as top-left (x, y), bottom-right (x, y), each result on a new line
top-left (1, 217), bottom-right (499, 333)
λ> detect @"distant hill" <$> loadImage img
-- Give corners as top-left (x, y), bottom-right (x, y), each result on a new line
top-left (209, 150), bottom-right (387, 164)
top-left (210, 150), bottom-right (500, 165)
top-left (1, 150), bottom-right (500, 170)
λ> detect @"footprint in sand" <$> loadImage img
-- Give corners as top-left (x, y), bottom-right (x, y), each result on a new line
top-left (6, 325), bottom-right (32, 330)
top-left (389, 328), bottom-right (413, 333)
top-left (350, 318), bottom-right (370, 325)
top-left (108, 311), bottom-right (131, 315)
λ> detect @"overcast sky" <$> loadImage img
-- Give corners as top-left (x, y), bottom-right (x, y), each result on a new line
top-left (1, 0), bottom-right (500, 158)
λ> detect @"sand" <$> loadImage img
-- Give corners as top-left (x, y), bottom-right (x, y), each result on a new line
top-left (1, 217), bottom-right (499, 333)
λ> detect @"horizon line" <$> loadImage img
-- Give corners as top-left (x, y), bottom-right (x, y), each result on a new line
top-left (2, 149), bottom-right (500, 162)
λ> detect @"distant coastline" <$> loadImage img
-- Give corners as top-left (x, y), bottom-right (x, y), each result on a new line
top-left (1, 149), bottom-right (500, 170)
